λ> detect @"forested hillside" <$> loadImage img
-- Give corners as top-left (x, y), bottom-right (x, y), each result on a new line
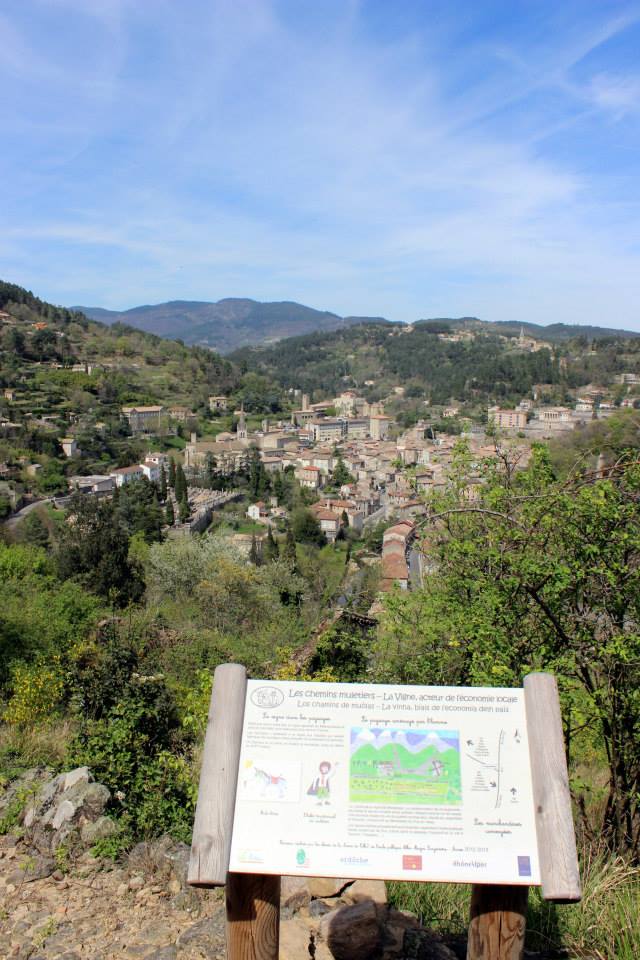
top-left (232, 321), bottom-right (639, 406)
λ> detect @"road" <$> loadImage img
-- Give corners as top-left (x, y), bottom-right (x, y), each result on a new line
top-left (4, 498), bottom-right (52, 530)
top-left (409, 545), bottom-right (423, 588)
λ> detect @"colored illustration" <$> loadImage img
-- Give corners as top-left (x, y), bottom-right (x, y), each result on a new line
top-left (307, 760), bottom-right (338, 805)
top-left (349, 728), bottom-right (461, 804)
top-left (240, 759), bottom-right (301, 802)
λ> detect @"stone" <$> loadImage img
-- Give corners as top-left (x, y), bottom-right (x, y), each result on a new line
top-left (319, 900), bottom-right (382, 960)
top-left (309, 899), bottom-right (332, 918)
top-left (344, 879), bottom-right (387, 905)
top-left (80, 816), bottom-right (118, 845)
top-left (129, 876), bottom-right (145, 891)
top-left (281, 875), bottom-right (311, 910)
top-left (176, 912), bottom-right (226, 949)
top-left (62, 768), bottom-right (91, 792)
top-left (280, 919), bottom-right (333, 960)
top-left (308, 877), bottom-right (352, 899)
top-left (144, 948), bottom-right (177, 960)
top-left (51, 800), bottom-right (76, 830)
top-left (11, 855), bottom-right (55, 883)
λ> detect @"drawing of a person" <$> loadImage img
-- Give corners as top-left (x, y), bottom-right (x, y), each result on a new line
top-left (308, 761), bottom-right (337, 805)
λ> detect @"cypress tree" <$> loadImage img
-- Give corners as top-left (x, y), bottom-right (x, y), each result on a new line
top-left (168, 457), bottom-right (176, 489)
top-left (160, 464), bottom-right (167, 501)
top-left (249, 534), bottom-right (260, 566)
top-left (165, 499), bottom-right (175, 526)
top-left (179, 495), bottom-right (189, 523)
top-left (283, 526), bottom-right (297, 569)
top-left (264, 527), bottom-right (278, 562)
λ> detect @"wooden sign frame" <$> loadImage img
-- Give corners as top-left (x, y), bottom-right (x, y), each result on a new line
top-left (188, 664), bottom-right (581, 960)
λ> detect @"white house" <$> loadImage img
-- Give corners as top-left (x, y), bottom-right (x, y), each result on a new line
top-left (111, 465), bottom-right (144, 487)
top-left (141, 461), bottom-right (161, 483)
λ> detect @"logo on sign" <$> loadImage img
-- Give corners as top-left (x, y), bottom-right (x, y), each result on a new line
top-left (296, 848), bottom-right (308, 866)
top-left (402, 855), bottom-right (422, 871)
top-left (517, 856), bottom-right (531, 877)
top-left (250, 686), bottom-right (285, 709)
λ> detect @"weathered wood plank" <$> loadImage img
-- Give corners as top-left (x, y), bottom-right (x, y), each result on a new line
top-left (188, 663), bottom-right (247, 886)
top-left (524, 672), bottom-right (581, 903)
top-left (226, 872), bottom-right (280, 960)
top-left (467, 884), bottom-right (528, 960)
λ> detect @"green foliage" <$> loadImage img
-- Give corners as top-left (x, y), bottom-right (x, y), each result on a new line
top-left (291, 507), bottom-right (325, 546)
top-left (378, 446), bottom-right (640, 852)
top-left (0, 542), bottom-right (101, 691)
top-left (69, 675), bottom-right (194, 842)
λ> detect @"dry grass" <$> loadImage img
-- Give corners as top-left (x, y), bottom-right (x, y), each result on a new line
top-left (389, 843), bottom-right (640, 960)
top-left (0, 717), bottom-right (76, 782)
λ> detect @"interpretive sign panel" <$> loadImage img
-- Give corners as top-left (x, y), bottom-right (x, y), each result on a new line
top-left (228, 680), bottom-right (541, 886)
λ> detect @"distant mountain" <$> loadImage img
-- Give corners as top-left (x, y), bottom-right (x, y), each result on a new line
top-left (75, 298), bottom-right (384, 353)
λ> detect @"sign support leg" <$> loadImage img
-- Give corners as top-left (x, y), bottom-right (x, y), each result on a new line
top-left (466, 884), bottom-right (528, 960)
top-left (226, 872), bottom-right (281, 960)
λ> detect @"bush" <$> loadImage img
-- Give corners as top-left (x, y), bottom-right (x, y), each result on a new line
top-left (68, 675), bottom-right (195, 842)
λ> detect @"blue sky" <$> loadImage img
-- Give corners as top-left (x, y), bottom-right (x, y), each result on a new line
top-left (1, 0), bottom-right (639, 329)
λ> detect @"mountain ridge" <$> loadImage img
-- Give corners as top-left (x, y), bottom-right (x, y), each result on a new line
top-left (76, 296), bottom-right (640, 353)
top-left (75, 297), bottom-right (379, 353)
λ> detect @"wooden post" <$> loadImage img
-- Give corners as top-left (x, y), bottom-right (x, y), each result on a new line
top-left (524, 672), bottom-right (581, 903)
top-left (188, 663), bottom-right (248, 886)
top-left (467, 673), bottom-right (581, 958)
top-left (226, 872), bottom-right (281, 960)
top-left (467, 884), bottom-right (528, 960)
top-left (187, 664), bottom-right (280, 960)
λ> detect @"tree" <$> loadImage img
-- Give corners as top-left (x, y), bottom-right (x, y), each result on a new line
top-left (168, 457), bottom-right (176, 489)
top-left (263, 527), bottom-right (279, 563)
top-left (331, 456), bottom-right (353, 488)
top-left (377, 444), bottom-right (640, 854)
top-left (248, 534), bottom-right (261, 566)
top-left (165, 500), bottom-right (175, 526)
top-left (248, 447), bottom-right (269, 499)
top-left (160, 465), bottom-right (167, 501)
top-left (283, 527), bottom-right (297, 568)
top-left (174, 463), bottom-right (187, 502)
top-left (179, 495), bottom-right (190, 523)
top-left (55, 495), bottom-right (143, 605)
top-left (20, 512), bottom-right (50, 549)
top-left (291, 508), bottom-right (326, 546)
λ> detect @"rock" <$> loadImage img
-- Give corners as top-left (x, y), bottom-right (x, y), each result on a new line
top-left (280, 919), bottom-right (333, 960)
top-left (319, 900), bottom-right (382, 960)
top-left (51, 800), bottom-right (76, 830)
top-left (167, 878), bottom-right (181, 896)
top-left (344, 879), bottom-right (387, 905)
top-left (144, 949), bottom-right (177, 960)
top-left (176, 911), bottom-right (226, 949)
top-left (281, 875), bottom-right (311, 911)
top-left (10, 855), bottom-right (55, 883)
top-left (308, 877), bottom-right (352, 899)
top-left (129, 876), bottom-right (145, 891)
top-left (80, 815), bottom-right (118, 845)
top-left (309, 899), bottom-right (332, 918)
top-left (62, 767), bottom-right (91, 792)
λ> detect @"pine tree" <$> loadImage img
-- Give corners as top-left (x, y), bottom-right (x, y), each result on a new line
top-left (168, 457), bottom-right (176, 489)
top-left (160, 465), bottom-right (167, 501)
top-left (165, 499), bottom-right (175, 526)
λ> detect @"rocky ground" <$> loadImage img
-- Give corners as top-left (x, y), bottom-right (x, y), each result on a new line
top-left (1, 767), bottom-right (558, 960)
top-left (0, 833), bottom-right (227, 959)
